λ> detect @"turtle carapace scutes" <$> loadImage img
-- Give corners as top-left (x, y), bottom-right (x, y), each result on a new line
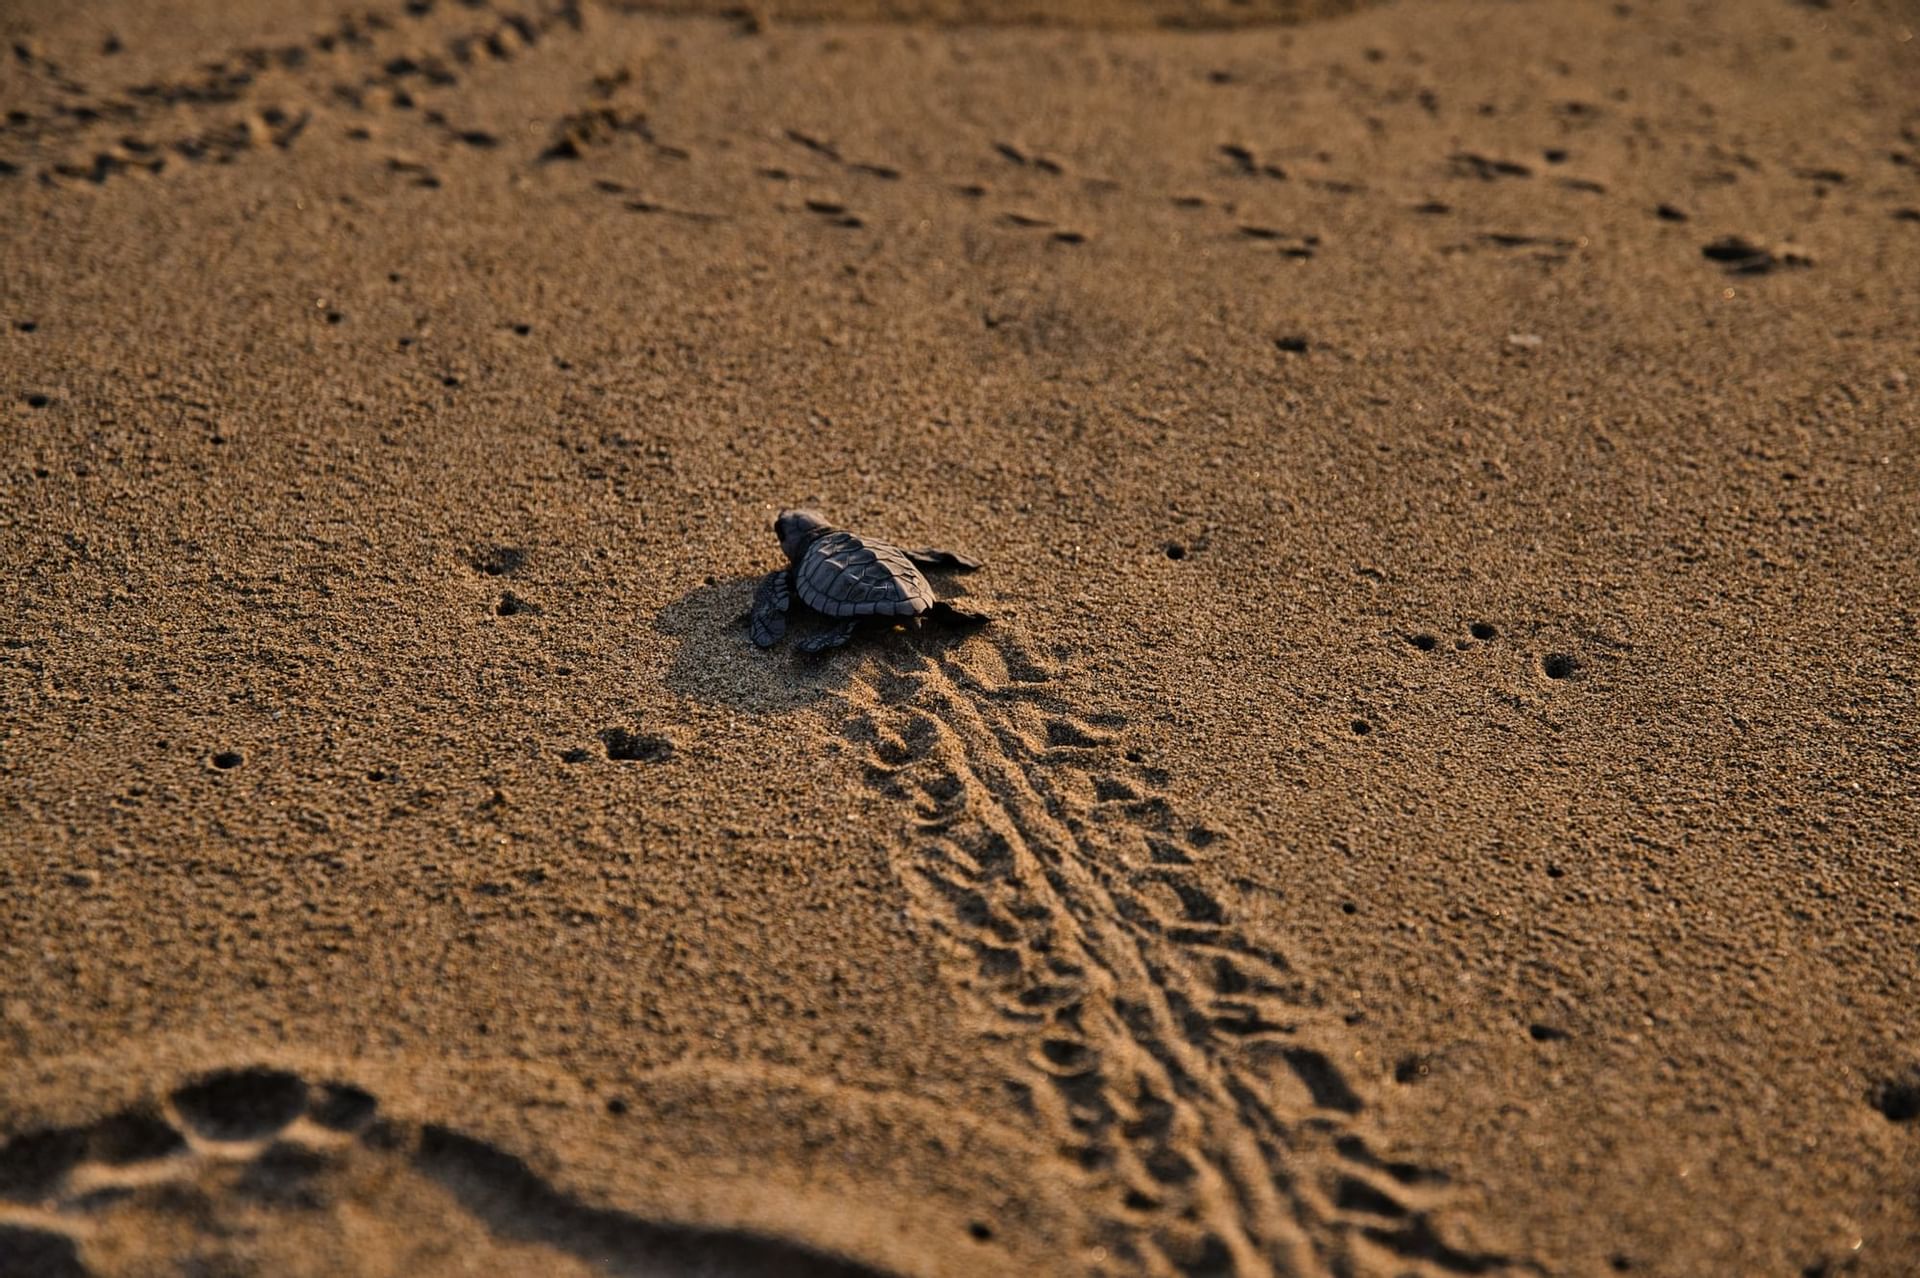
top-left (749, 509), bottom-right (986, 652)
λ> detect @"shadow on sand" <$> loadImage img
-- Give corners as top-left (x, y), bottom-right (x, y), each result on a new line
top-left (417, 1124), bottom-right (890, 1278)
top-left (654, 575), bottom-right (986, 715)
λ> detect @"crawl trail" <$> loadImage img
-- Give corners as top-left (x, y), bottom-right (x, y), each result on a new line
top-left (842, 633), bottom-right (1528, 1278)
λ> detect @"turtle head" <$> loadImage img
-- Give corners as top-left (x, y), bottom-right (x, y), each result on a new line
top-left (774, 509), bottom-right (832, 563)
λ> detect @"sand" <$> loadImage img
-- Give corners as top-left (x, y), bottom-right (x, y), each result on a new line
top-left (2, 0), bottom-right (1918, 1274)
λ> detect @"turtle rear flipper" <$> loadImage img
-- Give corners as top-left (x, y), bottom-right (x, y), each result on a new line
top-left (797, 618), bottom-right (858, 654)
top-left (749, 570), bottom-right (791, 648)
top-left (905, 547), bottom-right (982, 573)
top-left (926, 601), bottom-right (990, 628)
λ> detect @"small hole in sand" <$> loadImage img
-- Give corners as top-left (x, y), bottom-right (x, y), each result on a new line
top-left (968, 1222), bottom-right (993, 1241)
top-left (512, 323), bottom-right (531, 336)
top-left (1165, 542), bottom-right (1187, 561)
top-left (325, 311), bottom-right (343, 325)
top-left (1528, 1023), bottom-right (1570, 1042)
top-left (1409, 633), bottom-right (1438, 651)
top-left (1350, 719), bottom-right (1371, 735)
top-left (15, 320), bottom-right (36, 333)
top-left (605, 1097), bottom-right (629, 1116)
top-left (1040, 1039), bottom-right (1093, 1070)
top-left (472, 546), bottom-right (527, 577)
top-left (24, 393), bottom-right (50, 408)
top-left (1542, 652), bottom-right (1577, 679)
top-left (212, 751), bottom-right (244, 770)
top-left (1470, 621), bottom-right (1497, 640)
top-left (601, 728), bottom-right (672, 763)
top-left (1870, 1076), bottom-right (1920, 1122)
top-left (1341, 901), bottom-right (1357, 915)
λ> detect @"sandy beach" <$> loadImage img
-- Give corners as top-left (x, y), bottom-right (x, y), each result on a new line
top-left (3, 0), bottom-right (1918, 1274)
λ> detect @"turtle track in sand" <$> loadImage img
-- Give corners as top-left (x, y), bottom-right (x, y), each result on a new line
top-left (0, 1064), bottom-right (887, 1278)
top-left (840, 632), bottom-right (1536, 1278)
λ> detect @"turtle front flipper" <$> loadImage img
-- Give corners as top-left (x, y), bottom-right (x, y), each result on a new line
top-left (796, 618), bottom-right (858, 654)
top-left (749, 570), bottom-right (792, 648)
top-left (904, 547), bottom-right (981, 573)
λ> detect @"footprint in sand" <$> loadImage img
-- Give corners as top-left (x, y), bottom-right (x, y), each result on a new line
top-left (0, 1067), bottom-right (884, 1278)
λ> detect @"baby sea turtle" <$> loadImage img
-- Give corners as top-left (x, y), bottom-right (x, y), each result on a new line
top-left (750, 509), bottom-right (987, 653)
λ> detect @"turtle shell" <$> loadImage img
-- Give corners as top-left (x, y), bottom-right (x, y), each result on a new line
top-left (795, 530), bottom-right (933, 618)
